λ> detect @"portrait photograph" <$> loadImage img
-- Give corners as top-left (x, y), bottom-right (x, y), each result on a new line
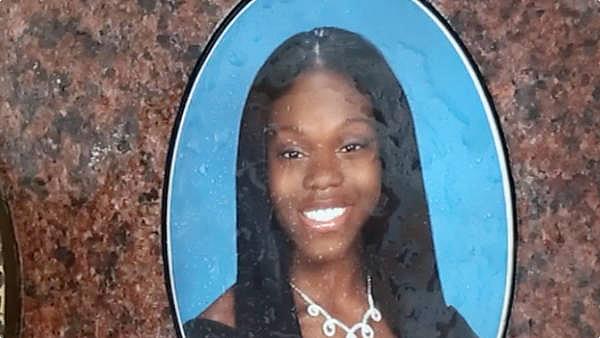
top-left (162, 1), bottom-right (515, 338)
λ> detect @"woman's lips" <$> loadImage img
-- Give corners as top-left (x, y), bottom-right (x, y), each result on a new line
top-left (299, 206), bottom-right (349, 232)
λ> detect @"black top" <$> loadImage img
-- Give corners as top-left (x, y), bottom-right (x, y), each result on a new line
top-left (183, 305), bottom-right (479, 338)
top-left (184, 318), bottom-right (244, 338)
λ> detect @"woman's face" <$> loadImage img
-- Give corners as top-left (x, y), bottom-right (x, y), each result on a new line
top-left (267, 68), bottom-right (382, 263)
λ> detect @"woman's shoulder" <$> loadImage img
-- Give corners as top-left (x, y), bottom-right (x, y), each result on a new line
top-left (183, 317), bottom-right (241, 338)
top-left (183, 285), bottom-right (238, 337)
top-left (439, 305), bottom-right (479, 338)
top-left (199, 286), bottom-right (236, 327)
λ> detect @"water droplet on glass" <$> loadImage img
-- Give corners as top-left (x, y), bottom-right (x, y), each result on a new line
top-left (228, 51), bottom-right (246, 67)
top-left (198, 164), bottom-right (207, 175)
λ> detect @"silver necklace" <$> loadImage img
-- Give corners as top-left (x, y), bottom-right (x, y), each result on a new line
top-left (290, 276), bottom-right (382, 338)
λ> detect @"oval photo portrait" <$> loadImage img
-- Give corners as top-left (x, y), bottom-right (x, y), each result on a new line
top-left (163, 1), bottom-right (514, 338)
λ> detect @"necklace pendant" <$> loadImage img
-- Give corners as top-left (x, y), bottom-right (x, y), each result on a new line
top-left (290, 276), bottom-right (380, 338)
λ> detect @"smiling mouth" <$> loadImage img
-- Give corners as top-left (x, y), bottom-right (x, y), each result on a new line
top-left (303, 207), bottom-right (346, 222)
top-left (300, 207), bottom-right (349, 231)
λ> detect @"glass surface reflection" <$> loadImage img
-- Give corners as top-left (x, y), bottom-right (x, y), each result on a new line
top-left (183, 27), bottom-right (477, 338)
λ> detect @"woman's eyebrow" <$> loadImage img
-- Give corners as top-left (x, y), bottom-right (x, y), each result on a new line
top-left (343, 116), bottom-right (375, 126)
top-left (264, 123), bottom-right (302, 134)
top-left (265, 118), bottom-right (374, 135)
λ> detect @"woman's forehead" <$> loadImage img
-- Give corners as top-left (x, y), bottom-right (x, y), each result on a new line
top-left (269, 69), bottom-right (373, 125)
top-left (284, 68), bottom-right (366, 100)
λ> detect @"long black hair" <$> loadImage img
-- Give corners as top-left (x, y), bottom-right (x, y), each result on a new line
top-left (234, 27), bottom-right (476, 338)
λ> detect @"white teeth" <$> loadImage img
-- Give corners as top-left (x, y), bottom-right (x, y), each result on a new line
top-left (303, 207), bottom-right (346, 222)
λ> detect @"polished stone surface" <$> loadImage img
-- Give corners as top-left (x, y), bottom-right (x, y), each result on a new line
top-left (0, 0), bottom-right (598, 337)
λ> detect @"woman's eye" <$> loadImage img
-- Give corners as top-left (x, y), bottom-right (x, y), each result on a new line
top-left (281, 150), bottom-right (304, 159)
top-left (340, 143), bottom-right (364, 153)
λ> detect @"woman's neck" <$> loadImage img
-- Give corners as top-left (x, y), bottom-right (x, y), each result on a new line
top-left (289, 244), bottom-right (367, 310)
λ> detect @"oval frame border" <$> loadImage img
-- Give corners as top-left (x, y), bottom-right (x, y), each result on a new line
top-left (160, 1), bottom-right (517, 337)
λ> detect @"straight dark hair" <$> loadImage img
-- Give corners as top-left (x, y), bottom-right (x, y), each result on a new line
top-left (234, 27), bottom-right (476, 338)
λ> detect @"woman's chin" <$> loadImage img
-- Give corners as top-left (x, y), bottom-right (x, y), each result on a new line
top-left (295, 242), bottom-right (353, 264)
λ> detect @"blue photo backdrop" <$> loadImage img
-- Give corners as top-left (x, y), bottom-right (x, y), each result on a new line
top-left (166, 1), bottom-right (514, 337)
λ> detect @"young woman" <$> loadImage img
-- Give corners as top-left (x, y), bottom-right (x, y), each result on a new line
top-left (185, 27), bottom-right (477, 338)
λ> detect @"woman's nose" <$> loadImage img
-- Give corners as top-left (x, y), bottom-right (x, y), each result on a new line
top-left (302, 151), bottom-right (343, 191)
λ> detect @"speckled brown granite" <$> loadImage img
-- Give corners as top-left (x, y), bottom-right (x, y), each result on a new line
top-left (0, 0), bottom-right (598, 337)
